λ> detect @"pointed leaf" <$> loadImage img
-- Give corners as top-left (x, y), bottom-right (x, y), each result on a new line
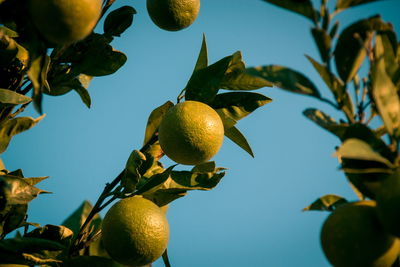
top-left (194, 34), bottom-right (208, 71)
top-left (0, 89), bottom-right (31, 107)
top-left (372, 36), bottom-right (400, 138)
top-left (191, 161), bottom-right (216, 173)
top-left (0, 114), bottom-right (45, 154)
top-left (24, 176), bottom-right (49, 186)
top-left (303, 108), bottom-right (348, 139)
top-left (334, 15), bottom-right (392, 82)
top-left (122, 150), bottom-right (147, 192)
top-left (143, 101), bottom-right (174, 145)
top-left (247, 65), bottom-right (320, 97)
top-left (262, 0), bottom-right (317, 22)
top-left (27, 55), bottom-right (50, 114)
top-left (74, 86), bottom-right (91, 108)
top-left (25, 224), bottom-right (74, 247)
top-left (311, 27), bottom-right (331, 63)
top-left (135, 165), bottom-right (176, 195)
top-left (104, 6), bottom-right (136, 37)
top-left (303, 194), bottom-right (348, 211)
top-left (212, 92), bottom-right (272, 122)
top-left (336, 0), bottom-right (384, 12)
top-left (225, 126), bottom-right (254, 157)
top-left (336, 138), bottom-right (394, 167)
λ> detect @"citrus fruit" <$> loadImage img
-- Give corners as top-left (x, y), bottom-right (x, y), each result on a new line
top-left (377, 170), bottom-right (400, 237)
top-left (101, 196), bottom-right (170, 267)
top-left (28, 0), bottom-right (102, 44)
top-left (321, 200), bottom-right (400, 267)
top-left (146, 0), bottom-right (200, 31)
top-left (158, 101), bottom-right (224, 165)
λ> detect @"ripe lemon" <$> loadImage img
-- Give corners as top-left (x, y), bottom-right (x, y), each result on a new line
top-left (377, 170), bottom-right (400, 237)
top-left (28, 0), bottom-right (102, 44)
top-left (146, 0), bottom-right (200, 31)
top-left (321, 200), bottom-right (400, 267)
top-left (158, 101), bottom-right (224, 165)
top-left (101, 196), bottom-right (169, 267)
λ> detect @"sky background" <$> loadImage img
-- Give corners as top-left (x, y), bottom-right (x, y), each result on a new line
top-left (3, 0), bottom-right (400, 266)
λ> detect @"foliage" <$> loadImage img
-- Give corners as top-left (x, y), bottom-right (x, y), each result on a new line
top-left (0, 0), bottom-right (272, 265)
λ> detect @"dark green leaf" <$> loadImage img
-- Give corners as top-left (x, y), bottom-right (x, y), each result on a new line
top-left (336, 0), bottom-right (384, 12)
top-left (212, 92), bottom-right (272, 122)
top-left (104, 6), bottom-right (136, 37)
top-left (0, 204), bottom-right (27, 237)
top-left (185, 54), bottom-right (233, 103)
top-left (122, 150), bottom-right (147, 192)
top-left (225, 126), bottom-right (254, 157)
top-left (166, 168), bottom-right (226, 191)
top-left (336, 138), bottom-right (394, 167)
top-left (27, 55), bottom-right (50, 114)
top-left (306, 55), bottom-right (354, 116)
top-left (247, 65), bottom-right (321, 97)
top-left (62, 200), bottom-right (101, 238)
top-left (0, 114), bottom-right (45, 154)
top-left (143, 101), bottom-right (174, 146)
top-left (303, 108), bottom-right (348, 139)
top-left (334, 15), bottom-right (392, 83)
top-left (372, 36), bottom-right (400, 138)
top-left (221, 52), bottom-right (273, 90)
top-left (25, 224), bottom-right (73, 247)
top-left (74, 86), bottom-right (91, 108)
top-left (262, 0), bottom-right (317, 22)
top-left (303, 194), bottom-right (348, 211)
top-left (7, 169), bottom-right (23, 177)
top-left (311, 27), bottom-right (331, 63)
top-left (0, 89), bottom-right (31, 107)
top-left (135, 165), bottom-right (176, 195)
top-left (194, 34), bottom-right (208, 72)
top-left (192, 161), bottom-right (216, 173)
top-left (329, 21), bottom-right (340, 39)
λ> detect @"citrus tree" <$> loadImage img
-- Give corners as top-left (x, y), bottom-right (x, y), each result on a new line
top-left (250, 0), bottom-right (400, 266)
top-left (0, 0), bottom-right (273, 266)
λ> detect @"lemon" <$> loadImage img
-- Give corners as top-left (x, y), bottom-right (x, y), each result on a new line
top-left (158, 101), bottom-right (224, 165)
top-left (28, 0), bottom-right (102, 44)
top-left (101, 196), bottom-right (169, 267)
top-left (321, 200), bottom-right (400, 267)
top-left (146, 0), bottom-right (200, 31)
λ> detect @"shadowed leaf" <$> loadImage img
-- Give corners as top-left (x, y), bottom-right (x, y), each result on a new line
top-left (194, 34), bottom-right (208, 71)
top-left (311, 27), bottom-right (331, 63)
top-left (143, 101), bottom-right (174, 146)
top-left (104, 6), bottom-right (136, 37)
top-left (25, 224), bottom-right (73, 247)
top-left (303, 108), bottom-right (348, 139)
top-left (135, 165), bottom-right (176, 195)
top-left (247, 65), bottom-right (320, 97)
top-left (262, 0), bottom-right (317, 22)
top-left (122, 150), bottom-right (147, 192)
top-left (303, 194), bottom-right (348, 211)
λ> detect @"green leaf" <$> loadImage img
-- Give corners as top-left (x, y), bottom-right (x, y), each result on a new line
top-left (262, 0), bottom-right (317, 22)
top-left (192, 161), bottom-right (216, 173)
top-left (0, 204), bottom-right (27, 237)
top-left (211, 92), bottom-right (272, 122)
top-left (247, 65), bottom-right (321, 98)
top-left (27, 55), bottom-right (50, 114)
top-left (135, 165), bottom-right (176, 195)
top-left (74, 86), bottom-right (91, 108)
top-left (0, 26), bottom-right (18, 38)
top-left (122, 150), bottom-right (147, 193)
top-left (311, 27), bottom-right (331, 63)
top-left (221, 52), bottom-right (273, 90)
top-left (303, 194), bottom-right (348, 211)
top-left (225, 126), bottom-right (254, 157)
top-left (0, 89), bottom-right (31, 107)
top-left (372, 36), bottom-right (400, 138)
top-left (23, 176), bottom-right (49, 186)
top-left (0, 237), bottom-right (64, 265)
top-left (335, 0), bottom-right (383, 12)
top-left (104, 6), bottom-right (136, 37)
top-left (185, 54), bottom-right (233, 103)
top-left (303, 108), bottom-right (348, 139)
top-left (306, 55), bottom-right (354, 116)
top-left (0, 114), bottom-right (45, 154)
top-left (194, 34), bottom-right (208, 72)
top-left (143, 101), bottom-right (174, 146)
top-left (334, 15), bottom-right (392, 83)
top-left (25, 224), bottom-right (74, 247)
top-left (336, 138), bottom-right (394, 167)
top-left (62, 200), bottom-right (101, 238)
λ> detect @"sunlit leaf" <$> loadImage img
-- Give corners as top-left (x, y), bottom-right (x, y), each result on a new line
top-left (0, 89), bottom-right (31, 107)
top-left (336, 138), bottom-right (394, 167)
top-left (0, 114), bottom-right (45, 154)
top-left (247, 65), bottom-right (320, 97)
top-left (262, 0), bottom-right (317, 22)
top-left (334, 15), bottom-right (392, 83)
top-left (225, 126), bottom-right (254, 157)
top-left (372, 36), bottom-right (400, 138)
top-left (143, 101), bottom-right (174, 146)
top-left (122, 150), bottom-right (147, 192)
top-left (303, 194), bottom-right (348, 211)
top-left (335, 0), bottom-right (383, 12)
top-left (135, 165), bottom-right (176, 195)
top-left (104, 6), bottom-right (136, 37)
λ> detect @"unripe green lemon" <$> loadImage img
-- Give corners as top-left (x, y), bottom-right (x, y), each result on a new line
top-left (28, 0), bottom-right (102, 44)
top-left (146, 0), bottom-right (200, 31)
top-left (158, 101), bottom-right (224, 165)
top-left (321, 200), bottom-right (400, 267)
top-left (101, 196), bottom-right (170, 267)
top-left (377, 170), bottom-right (400, 237)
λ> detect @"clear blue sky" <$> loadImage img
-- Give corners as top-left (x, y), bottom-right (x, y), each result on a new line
top-left (3, 0), bottom-right (400, 266)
